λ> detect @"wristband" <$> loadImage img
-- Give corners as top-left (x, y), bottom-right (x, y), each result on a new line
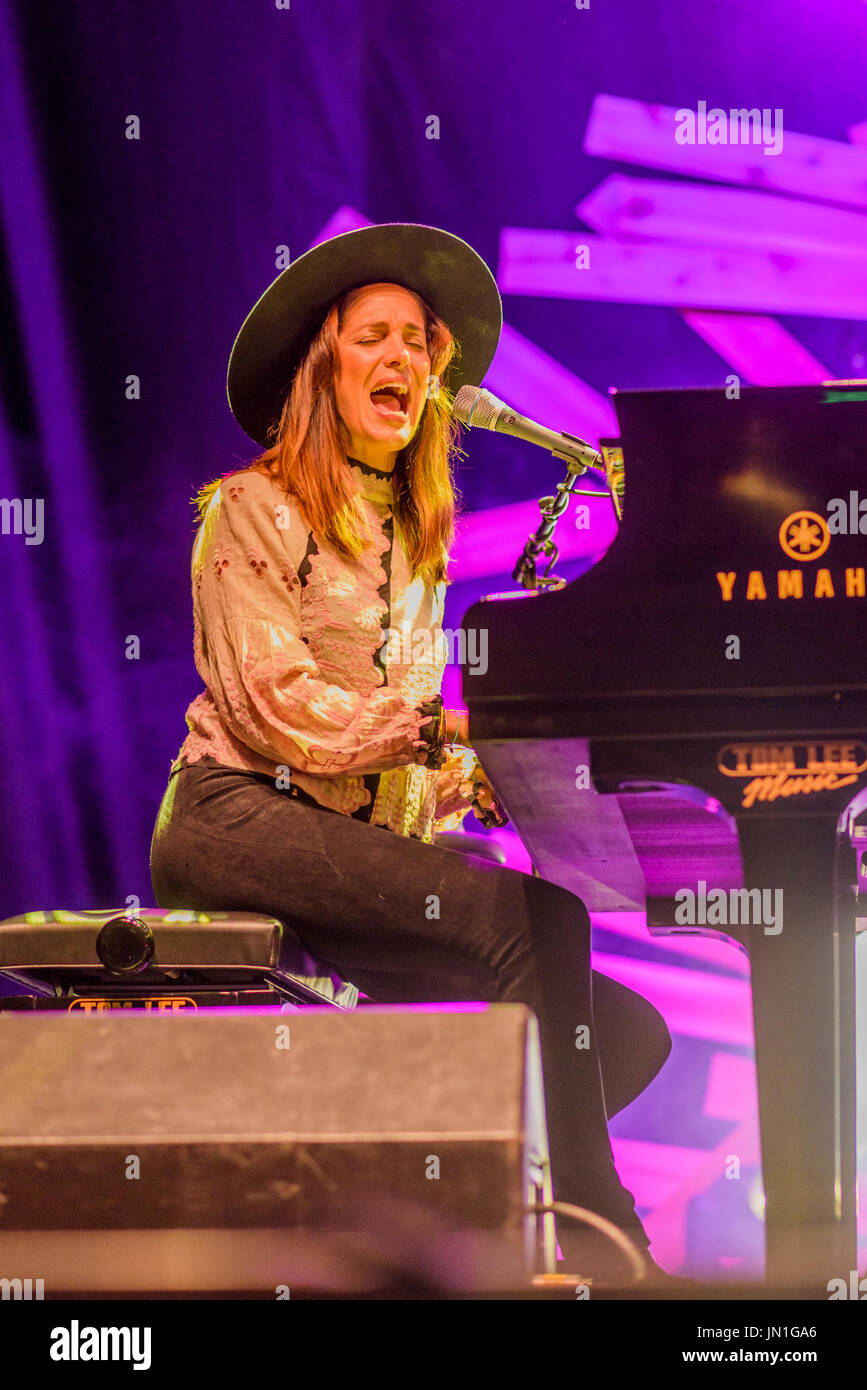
top-left (415, 694), bottom-right (446, 770)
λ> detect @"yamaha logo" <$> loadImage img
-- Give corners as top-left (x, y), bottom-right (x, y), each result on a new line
top-left (777, 510), bottom-right (830, 562)
top-left (716, 507), bottom-right (866, 601)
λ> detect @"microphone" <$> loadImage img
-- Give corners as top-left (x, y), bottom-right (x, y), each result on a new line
top-left (452, 385), bottom-right (604, 472)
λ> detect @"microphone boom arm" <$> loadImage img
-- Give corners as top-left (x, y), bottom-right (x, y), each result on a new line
top-left (450, 386), bottom-right (620, 590)
top-left (512, 452), bottom-right (612, 591)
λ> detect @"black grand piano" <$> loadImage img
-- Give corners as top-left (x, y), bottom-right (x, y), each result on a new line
top-left (462, 383), bottom-right (867, 1285)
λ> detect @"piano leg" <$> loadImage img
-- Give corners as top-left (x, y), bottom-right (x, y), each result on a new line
top-left (738, 815), bottom-right (857, 1288)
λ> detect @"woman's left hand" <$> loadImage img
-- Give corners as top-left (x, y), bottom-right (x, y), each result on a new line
top-left (467, 764), bottom-right (509, 828)
top-left (434, 750), bottom-right (509, 827)
top-left (434, 747), bottom-right (478, 818)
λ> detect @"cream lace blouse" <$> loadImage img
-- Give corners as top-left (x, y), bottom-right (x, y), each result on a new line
top-left (171, 459), bottom-right (472, 841)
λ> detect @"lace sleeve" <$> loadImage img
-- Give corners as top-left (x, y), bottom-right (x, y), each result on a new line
top-left (193, 473), bottom-right (438, 776)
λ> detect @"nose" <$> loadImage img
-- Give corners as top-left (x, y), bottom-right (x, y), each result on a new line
top-left (384, 334), bottom-right (411, 368)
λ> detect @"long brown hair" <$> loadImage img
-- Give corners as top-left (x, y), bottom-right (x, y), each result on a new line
top-left (194, 285), bottom-right (464, 585)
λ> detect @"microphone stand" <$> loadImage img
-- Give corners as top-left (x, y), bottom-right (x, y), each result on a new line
top-left (512, 458), bottom-right (613, 591)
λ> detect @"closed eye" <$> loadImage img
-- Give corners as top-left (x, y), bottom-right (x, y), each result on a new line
top-left (358, 337), bottom-right (426, 349)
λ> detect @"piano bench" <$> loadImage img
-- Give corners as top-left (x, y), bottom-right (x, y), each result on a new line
top-left (0, 908), bottom-right (358, 1013)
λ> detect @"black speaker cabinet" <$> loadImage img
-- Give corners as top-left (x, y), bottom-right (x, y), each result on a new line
top-left (0, 1004), bottom-right (555, 1288)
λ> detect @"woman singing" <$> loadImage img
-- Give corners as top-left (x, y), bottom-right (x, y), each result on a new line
top-left (149, 223), bottom-right (672, 1280)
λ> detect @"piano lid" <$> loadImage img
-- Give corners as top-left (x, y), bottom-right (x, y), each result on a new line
top-left (462, 384), bottom-right (867, 715)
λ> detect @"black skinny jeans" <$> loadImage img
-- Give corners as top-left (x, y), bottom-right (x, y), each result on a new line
top-left (149, 755), bottom-right (671, 1244)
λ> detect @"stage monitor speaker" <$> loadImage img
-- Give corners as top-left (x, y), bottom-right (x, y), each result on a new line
top-left (0, 1004), bottom-right (555, 1287)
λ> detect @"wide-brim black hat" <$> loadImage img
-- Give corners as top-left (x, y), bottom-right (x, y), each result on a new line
top-left (226, 222), bottom-right (503, 447)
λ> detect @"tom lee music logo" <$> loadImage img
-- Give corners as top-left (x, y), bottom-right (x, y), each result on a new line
top-left (716, 741), bottom-right (867, 808)
top-left (67, 997), bottom-right (197, 1013)
top-left (716, 496), bottom-right (867, 602)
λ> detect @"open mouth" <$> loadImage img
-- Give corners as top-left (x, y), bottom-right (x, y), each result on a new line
top-left (369, 382), bottom-right (410, 423)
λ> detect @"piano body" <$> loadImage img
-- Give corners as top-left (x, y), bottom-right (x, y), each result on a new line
top-left (462, 383), bottom-right (867, 1284)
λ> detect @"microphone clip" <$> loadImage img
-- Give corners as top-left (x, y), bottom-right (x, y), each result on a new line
top-left (512, 456), bottom-right (617, 591)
